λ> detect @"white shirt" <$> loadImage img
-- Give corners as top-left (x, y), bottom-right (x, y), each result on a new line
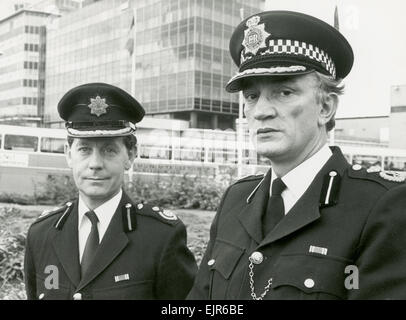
top-left (78, 189), bottom-right (123, 262)
top-left (270, 145), bottom-right (333, 215)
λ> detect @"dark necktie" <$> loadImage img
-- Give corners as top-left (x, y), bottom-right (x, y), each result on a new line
top-left (81, 210), bottom-right (99, 278)
top-left (262, 177), bottom-right (287, 237)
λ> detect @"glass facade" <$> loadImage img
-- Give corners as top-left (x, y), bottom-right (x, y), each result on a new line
top-left (132, 0), bottom-right (263, 129)
top-left (44, 0), bottom-right (133, 126)
top-left (44, 0), bottom-right (264, 129)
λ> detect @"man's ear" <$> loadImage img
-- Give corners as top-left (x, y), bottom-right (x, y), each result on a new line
top-left (318, 92), bottom-right (338, 128)
top-left (125, 147), bottom-right (136, 171)
top-left (65, 142), bottom-right (73, 168)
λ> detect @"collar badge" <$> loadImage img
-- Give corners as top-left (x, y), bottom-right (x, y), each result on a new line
top-left (88, 95), bottom-right (108, 117)
top-left (242, 16), bottom-right (271, 55)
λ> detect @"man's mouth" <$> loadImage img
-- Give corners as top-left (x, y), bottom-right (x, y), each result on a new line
top-left (257, 128), bottom-right (279, 134)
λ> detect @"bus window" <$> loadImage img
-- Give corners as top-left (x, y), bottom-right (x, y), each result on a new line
top-left (384, 156), bottom-right (406, 171)
top-left (352, 154), bottom-right (382, 170)
top-left (4, 134), bottom-right (38, 152)
top-left (41, 137), bottom-right (65, 154)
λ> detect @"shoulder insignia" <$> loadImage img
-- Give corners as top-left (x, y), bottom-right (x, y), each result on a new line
top-left (379, 170), bottom-right (406, 183)
top-left (33, 202), bottom-right (74, 226)
top-left (234, 172), bottom-right (264, 186)
top-left (349, 165), bottom-right (405, 188)
top-left (159, 209), bottom-right (178, 221)
top-left (136, 203), bottom-right (179, 225)
top-left (366, 166), bottom-right (381, 173)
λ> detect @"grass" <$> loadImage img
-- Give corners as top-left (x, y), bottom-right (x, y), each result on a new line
top-left (0, 203), bottom-right (215, 300)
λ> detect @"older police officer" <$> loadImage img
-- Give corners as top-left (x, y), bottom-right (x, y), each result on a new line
top-left (188, 11), bottom-right (406, 300)
top-left (24, 83), bottom-right (197, 300)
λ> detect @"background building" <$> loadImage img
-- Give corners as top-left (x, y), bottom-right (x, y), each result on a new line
top-left (0, 0), bottom-right (81, 126)
top-left (334, 116), bottom-right (389, 147)
top-left (389, 85), bottom-right (406, 149)
top-left (43, 0), bottom-right (264, 129)
top-left (0, 9), bottom-right (54, 126)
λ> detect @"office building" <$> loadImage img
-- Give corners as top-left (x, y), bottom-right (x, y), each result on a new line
top-left (0, 0), bottom-right (81, 126)
top-left (44, 0), bottom-right (264, 129)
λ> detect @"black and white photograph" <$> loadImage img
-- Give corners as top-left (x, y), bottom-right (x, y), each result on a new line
top-left (0, 0), bottom-right (406, 304)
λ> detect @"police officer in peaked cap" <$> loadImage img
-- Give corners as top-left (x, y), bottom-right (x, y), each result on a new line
top-left (24, 83), bottom-right (197, 300)
top-left (188, 11), bottom-right (406, 300)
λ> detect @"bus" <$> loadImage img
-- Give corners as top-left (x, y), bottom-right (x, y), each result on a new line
top-left (0, 124), bottom-right (405, 196)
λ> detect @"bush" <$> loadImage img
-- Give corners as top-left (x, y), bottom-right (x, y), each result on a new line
top-left (0, 207), bottom-right (26, 290)
top-left (0, 172), bottom-right (227, 211)
top-left (0, 193), bottom-right (36, 205)
top-left (126, 174), bottom-right (226, 211)
top-left (35, 174), bottom-right (77, 205)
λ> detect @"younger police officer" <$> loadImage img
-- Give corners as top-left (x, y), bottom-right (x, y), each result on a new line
top-left (188, 11), bottom-right (406, 300)
top-left (24, 83), bottom-right (197, 300)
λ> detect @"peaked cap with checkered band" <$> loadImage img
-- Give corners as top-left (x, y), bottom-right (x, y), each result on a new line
top-left (226, 11), bottom-right (354, 92)
top-left (58, 83), bottom-right (145, 138)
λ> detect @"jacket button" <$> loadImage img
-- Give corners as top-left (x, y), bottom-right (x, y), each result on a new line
top-left (352, 164), bottom-right (362, 171)
top-left (208, 259), bottom-right (215, 266)
top-left (73, 293), bottom-right (82, 300)
top-left (38, 293), bottom-right (44, 300)
top-left (304, 278), bottom-right (315, 288)
top-left (249, 251), bottom-right (264, 265)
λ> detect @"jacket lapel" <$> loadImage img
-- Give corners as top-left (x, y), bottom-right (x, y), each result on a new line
top-left (77, 193), bottom-right (129, 291)
top-left (259, 146), bottom-right (349, 247)
top-left (237, 169), bottom-right (272, 244)
top-left (52, 201), bottom-right (81, 287)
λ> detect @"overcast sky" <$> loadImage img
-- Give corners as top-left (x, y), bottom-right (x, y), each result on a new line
top-left (264, 0), bottom-right (406, 118)
top-left (1, 0), bottom-right (405, 118)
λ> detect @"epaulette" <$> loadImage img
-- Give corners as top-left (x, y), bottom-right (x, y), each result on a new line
top-left (348, 164), bottom-right (405, 188)
top-left (32, 202), bottom-right (74, 226)
top-left (135, 203), bottom-right (179, 226)
top-left (233, 172), bottom-right (264, 186)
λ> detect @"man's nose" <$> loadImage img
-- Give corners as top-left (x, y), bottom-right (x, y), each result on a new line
top-left (253, 95), bottom-right (277, 120)
top-left (88, 149), bottom-right (103, 170)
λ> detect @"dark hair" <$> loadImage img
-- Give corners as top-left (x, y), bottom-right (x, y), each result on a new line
top-left (67, 134), bottom-right (137, 155)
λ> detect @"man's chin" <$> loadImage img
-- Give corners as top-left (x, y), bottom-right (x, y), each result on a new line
top-left (256, 145), bottom-right (285, 160)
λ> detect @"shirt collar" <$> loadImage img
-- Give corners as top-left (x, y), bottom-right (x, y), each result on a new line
top-left (78, 189), bottom-right (123, 228)
top-left (271, 145), bottom-right (333, 197)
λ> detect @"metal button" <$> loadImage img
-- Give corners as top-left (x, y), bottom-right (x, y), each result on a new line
top-left (304, 278), bottom-right (315, 288)
top-left (73, 293), bottom-right (82, 300)
top-left (329, 171), bottom-right (337, 177)
top-left (249, 251), bottom-right (264, 265)
top-left (38, 293), bottom-right (44, 300)
top-left (352, 164), bottom-right (362, 171)
top-left (137, 203), bottom-right (143, 210)
top-left (207, 259), bottom-right (215, 266)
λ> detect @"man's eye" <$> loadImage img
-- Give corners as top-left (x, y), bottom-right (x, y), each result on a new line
top-left (280, 89), bottom-right (293, 97)
top-left (78, 147), bottom-right (90, 152)
top-left (243, 92), bottom-right (258, 102)
top-left (104, 148), bottom-right (117, 154)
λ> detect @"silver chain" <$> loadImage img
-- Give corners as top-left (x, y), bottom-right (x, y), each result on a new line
top-left (248, 261), bottom-right (273, 300)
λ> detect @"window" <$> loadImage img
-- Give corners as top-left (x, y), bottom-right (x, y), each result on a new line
top-left (4, 134), bottom-right (38, 152)
top-left (40, 137), bottom-right (65, 154)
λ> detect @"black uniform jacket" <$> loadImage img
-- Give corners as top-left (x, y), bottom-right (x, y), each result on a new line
top-left (24, 192), bottom-right (197, 300)
top-left (188, 147), bottom-right (406, 300)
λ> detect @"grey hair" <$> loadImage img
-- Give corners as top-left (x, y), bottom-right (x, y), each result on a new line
top-left (314, 71), bottom-right (345, 131)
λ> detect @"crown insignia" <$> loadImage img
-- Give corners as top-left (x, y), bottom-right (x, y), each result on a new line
top-left (242, 16), bottom-right (271, 56)
top-left (88, 96), bottom-right (108, 117)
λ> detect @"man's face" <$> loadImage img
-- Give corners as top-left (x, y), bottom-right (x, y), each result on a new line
top-left (243, 73), bottom-right (326, 163)
top-left (66, 137), bottom-right (133, 204)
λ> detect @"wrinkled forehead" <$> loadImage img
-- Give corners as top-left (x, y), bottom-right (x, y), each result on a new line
top-left (241, 72), bottom-right (319, 90)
